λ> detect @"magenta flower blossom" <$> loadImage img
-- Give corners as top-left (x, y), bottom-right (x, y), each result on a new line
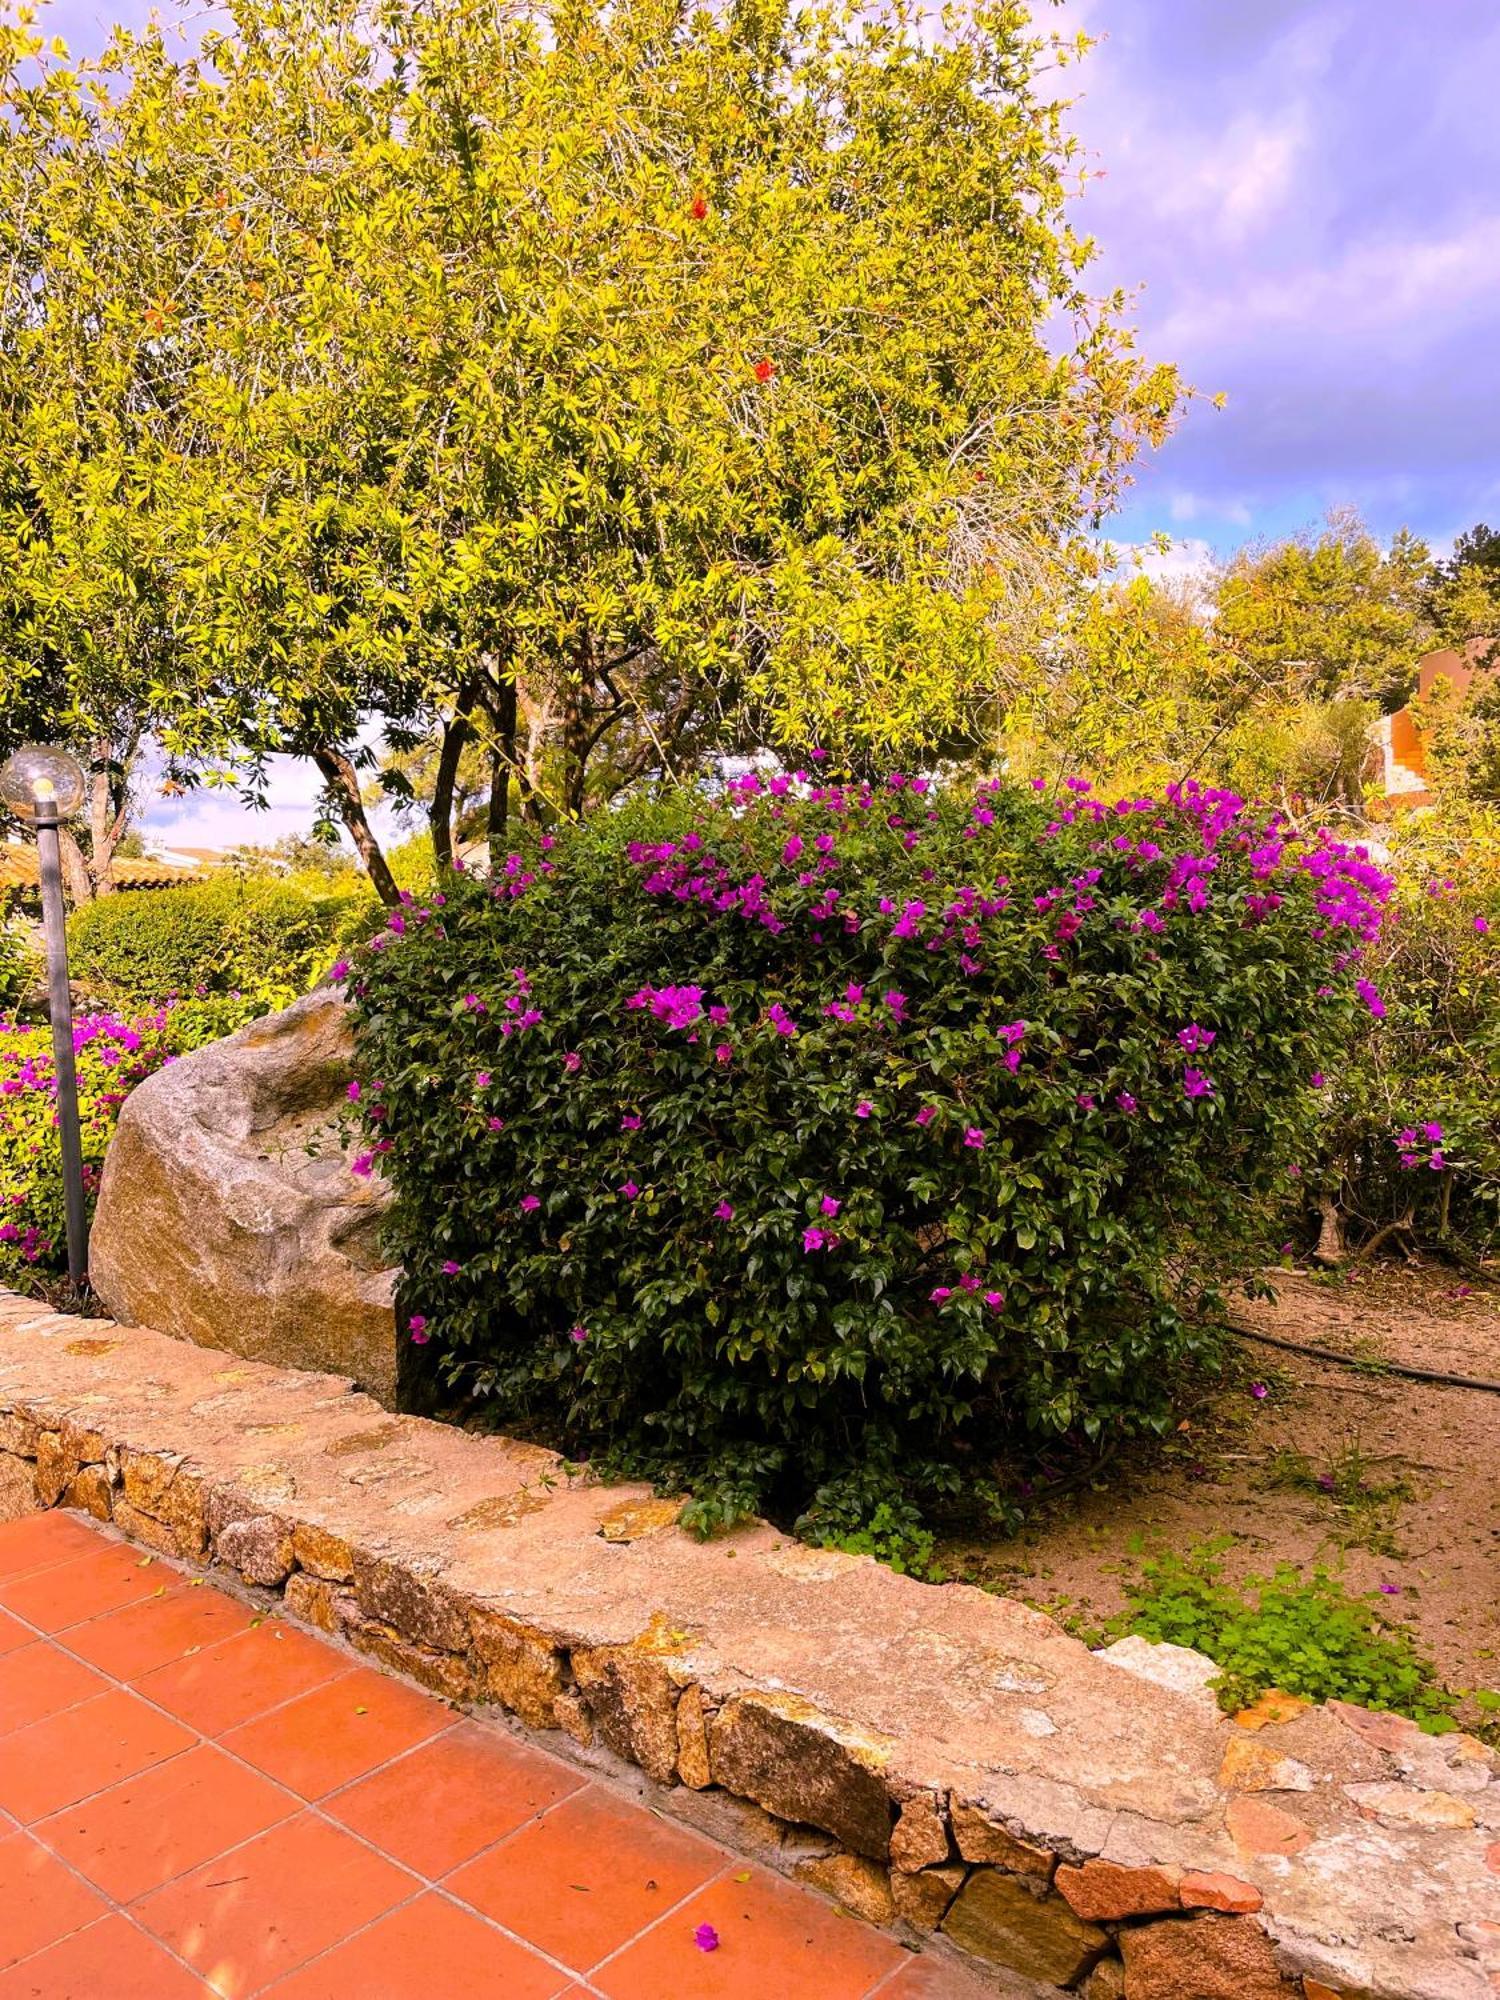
top-left (854, 1099), bottom-right (873, 1118)
top-left (1378, 1582), bottom-right (1401, 1595)
top-left (802, 1225), bottom-right (832, 1252)
top-left (820, 1195), bottom-right (841, 1217)
top-left (569, 1325), bottom-right (588, 1344)
top-left (486, 1116), bottom-right (505, 1132)
top-left (1355, 977), bottom-right (1386, 1019)
top-left (766, 1002), bottom-right (798, 1037)
top-left (1423, 1121), bottom-right (1443, 1141)
top-left (347, 1080), bottom-right (361, 1102)
top-left (714, 1200), bottom-right (734, 1221)
top-left (1250, 1382), bottom-right (1268, 1399)
top-left (883, 989), bottom-right (908, 1022)
top-left (914, 1105), bottom-right (936, 1127)
top-left (563, 1051), bottom-right (582, 1073)
top-left (1475, 915), bottom-right (1490, 934)
top-left (1309, 1072), bottom-right (1325, 1089)
top-left (929, 1286), bottom-right (952, 1303)
top-left (1075, 1093), bottom-right (1095, 1110)
top-left (462, 993), bottom-right (486, 1014)
top-left (621, 1113), bottom-right (642, 1130)
top-left (963, 1126), bottom-right (985, 1149)
top-left (408, 1314), bottom-right (428, 1342)
top-left (387, 911), bottom-right (406, 934)
top-left (1182, 1067), bottom-right (1215, 1100)
top-left (694, 1924), bottom-right (720, 1953)
top-left (781, 834), bottom-right (803, 865)
top-left (714, 1043), bottom-right (733, 1063)
top-left (983, 1289), bottom-right (1004, 1310)
top-left (475, 1070), bottom-right (492, 1088)
top-left (329, 960), bottom-right (350, 982)
top-left (441, 1259), bottom-right (461, 1275)
top-left (519, 1194), bottom-right (541, 1213)
top-left (620, 1180), bottom-right (640, 1200)
top-left (1176, 1023), bottom-right (1215, 1054)
top-left (350, 1152), bottom-right (376, 1177)
top-left (1116, 1092), bottom-right (1138, 1114)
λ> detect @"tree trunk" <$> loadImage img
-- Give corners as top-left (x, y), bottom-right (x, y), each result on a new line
top-left (57, 830), bottom-right (92, 908)
top-left (1313, 1192), bottom-right (1348, 1267)
top-left (428, 674), bottom-right (478, 872)
top-left (310, 745), bottom-right (399, 904)
top-left (561, 632), bottom-right (592, 819)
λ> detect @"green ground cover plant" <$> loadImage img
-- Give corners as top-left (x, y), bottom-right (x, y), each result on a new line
top-left (347, 766), bottom-right (1395, 1533)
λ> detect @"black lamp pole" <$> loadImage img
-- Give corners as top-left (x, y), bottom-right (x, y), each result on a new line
top-left (33, 799), bottom-right (88, 1287)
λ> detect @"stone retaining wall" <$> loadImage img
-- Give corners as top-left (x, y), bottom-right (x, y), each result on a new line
top-left (1, 1289), bottom-right (1495, 1999)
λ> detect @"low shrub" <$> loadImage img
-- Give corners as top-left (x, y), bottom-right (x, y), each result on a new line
top-left (1116, 1541), bottom-right (1456, 1727)
top-left (0, 920), bottom-right (37, 1017)
top-left (347, 768), bottom-right (1395, 1533)
top-left (67, 871), bottom-right (357, 1012)
top-left (1305, 801), bottom-right (1498, 1260)
top-left (0, 996), bottom-right (264, 1285)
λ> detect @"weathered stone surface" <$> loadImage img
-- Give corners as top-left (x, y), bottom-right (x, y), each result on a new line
top-left (891, 1792), bottom-right (952, 1871)
top-left (62, 1464), bottom-right (112, 1521)
top-left (34, 1431), bottom-right (73, 1507)
top-left (596, 1496), bottom-right (686, 1543)
top-left (1120, 1912), bottom-right (1296, 1999)
top-left (950, 1801), bottom-right (1056, 1878)
top-left (1344, 1783), bottom-right (1477, 1830)
top-left (1220, 1736), bottom-right (1314, 1793)
top-left (572, 1646), bottom-right (681, 1786)
top-left (215, 1514), bottom-right (295, 1586)
top-left (345, 1616), bottom-right (476, 1701)
top-left (892, 1863), bottom-right (968, 1931)
top-left (1226, 1796), bottom-right (1312, 1856)
top-left (119, 1452), bottom-right (205, 1554)
top-left (90, 991), bottom-right (400, 1403)
top-left (1235, 1690), bottom-right (1310, 1732)
top-left (1084, 1958), bottom-right (1127, 2000)
top-left (796, 1852), bottom-right (896, 1925)
top-left (354, 1556), bottom-right (468, 1654)
top-left (1097, 1635), bottom-right (1221, 1712)
top-left (552, 1687), bottom-right (594, 1747)
top-left (111, 1497), bottom-right (201, 1558)
top-left (1180, 1870), bottom-right (1264, 1914)
top-left (469, 1609), bottom-right (565, 1731)
top-left (709, 1692), bottom-right (895, 1858)
top-left (1056, 1859), bottom-right (1182, 1920)
top-left (284, 1570), bottom-right (341, 1633)
top-left (941, 1870), bottom-right (1108, 1986)
top-left (675, 1683), bottom-right (712, 1789)
top-left (292, 1520), bottom-right (355, 1582)
top-left (0, 1449), bottom-right (34, 1521)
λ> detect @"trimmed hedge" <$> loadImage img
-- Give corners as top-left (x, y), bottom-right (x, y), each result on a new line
top-left (346, 771), bottom-right (1393, 1534)
top-left (67, 872), bottom-right (358, 1011)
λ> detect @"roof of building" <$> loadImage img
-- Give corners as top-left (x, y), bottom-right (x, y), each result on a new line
top-left (0, 844), bottom-right (207, 892)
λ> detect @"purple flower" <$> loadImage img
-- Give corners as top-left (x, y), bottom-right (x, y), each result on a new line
top-left (883, 989), bottom-right (908, 1022)
top-left (1317, 1473), bottom-right (1335, 1492)
top-left (694, 1924), bottom-right (720, 1953)
top-left (350, 1152), bottom-right (376, 1177)
top-left (569, 1325), bottom-right (588, 1344)
top-left (441, 1259), bottom-right (461, 1275)
top-left (1422, 1121), bottom-right (1443, 1142)
top-left (1075, 1093), bottom-right (1095, 1110)
top-left (1355, 978), bottom-right (1386, 1019)
top-left (476, 1070), bottom-right (492, 1087)
top-left (929, 1286), bottom-right (952, 1303)
top-left (983, 1289), bottom-right (1004, 1310)
top-left (387, 911), bottom-right (406, 934)
top-left (1309, 1072), bottom-right (1325, 1089)
top-left (563, 1051), bottom-right (582, 1073)
top-left (714, 1200), bottom-right (734, 1221)
top-left (1250, 1382), bottom-right (1268, 1400)
top-left (621, 1113), bottom-right (642, 1130)
top-left (347, 1080), bottom-right (361, 1102)
top-left (963, 1126), bottom-right (985, 1149)
top-left (1116, 1092), bottom-right (1138, 1114)
top-left (1378, 1582), bottom-right (1401, 1595)
top-left (462, 993), bottom-right (487, 1014)
top-left (1182, 1067), bottom-right (1215, 1100)
top-left (486, 1116), bottom-right (505, 1132)
top-left (408, 1314), bottom-right (428, 1343)
top-left (1177, 1023), bottom-right (1216, 1054)
top-left (714, 1043), bottom-right (733, 1063)
top-left (329, 960), bottom-right (350, 982)
top-left (854, 1099), bottom-right (873, 1119)
top-left (802, 1225), bottom-right (832, 1252)
top-left (519, 1194), bottom-right (541, 1213)
top-left (1474, 915), bottom-right (1490, 935)
top-left (820, 1195), bottom-right (841, 1217)
top-left (766, 1002), bottom-right (798, 1038)
top-left (620, 1180), bottom-right (640, 1200)
top-left (913, 1105), bottom-right (936, 1127)
top-left (781, 834), bottom-right (803, 865)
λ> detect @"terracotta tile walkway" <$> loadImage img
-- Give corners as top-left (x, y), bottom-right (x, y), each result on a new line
top-left (0, 1511), bottom-right (983, 2000)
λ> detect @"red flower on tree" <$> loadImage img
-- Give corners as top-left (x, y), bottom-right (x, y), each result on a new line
top-left (753, 357), bottom-right (775, 383)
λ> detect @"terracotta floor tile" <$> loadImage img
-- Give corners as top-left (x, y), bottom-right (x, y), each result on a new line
top-left (0, 1829), bottom-right (109, 1971)
top-left (594, 1863), bottom-right (904, 2000)
top-left (0, 1512), bottom-right (105, 1584)
top-left (0, 1911), bottom-right (212, 1997)
top-left (0, 1641), bottom-right (108, 1736)
top-left (135, 1620), bottom-right (347, 1736)
top-left (222, 1662), bottom-right (449, 1799)
top-left (135, 1811), bottom-right (416, 1998)
top-left (0, 1687), bottom-right (196, 1823)
top-left (0, 1544), bottom-right (167, 1632)
top-left (36, 1743), bottom-right (296, 1904)
top-left (65, 1582), bottom-right (255, 1683)
top-left (448, 1785), bottom-right (724, 1973)
top-left (0, 1609), bottom-right (29, 1657)
top-left (326, 1718), bottom-right (584, 1876)
top-left (261, 1892), bottom-right (570, 1999)
top-left (872, 1954), bottom-right (1008, 1999)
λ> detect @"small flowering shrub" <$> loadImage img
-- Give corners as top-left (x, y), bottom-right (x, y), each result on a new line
top-left (1305, 801), bottom-right (1499, 1257)
top-left (347, 770), bottom-right (1393, 1533)
top-left (0, 998), bottom-right (258, 1285)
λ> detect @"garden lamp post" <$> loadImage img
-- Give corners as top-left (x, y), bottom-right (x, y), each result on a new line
top-left (0, 746), bottom-right (89, 1287)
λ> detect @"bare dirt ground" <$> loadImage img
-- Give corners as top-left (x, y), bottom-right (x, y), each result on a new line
top-left (942, 1262), bottom-right (1500, 1699)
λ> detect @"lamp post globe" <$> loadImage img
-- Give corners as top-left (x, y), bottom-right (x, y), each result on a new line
top-left (0, 744), bottom-right (89, 1290)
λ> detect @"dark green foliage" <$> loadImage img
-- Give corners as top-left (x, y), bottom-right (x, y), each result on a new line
top-left (347, 773), bottom-right (1376, 1532)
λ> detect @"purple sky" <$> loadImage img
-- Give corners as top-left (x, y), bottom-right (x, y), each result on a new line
top-left (36, 0), bottom-right (1500, 843)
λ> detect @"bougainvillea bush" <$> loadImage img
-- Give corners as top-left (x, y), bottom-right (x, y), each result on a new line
top-left (346, 770), bottom-right (1395, 1534)
top-left (0, 998), bottom-right (259, 1287)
